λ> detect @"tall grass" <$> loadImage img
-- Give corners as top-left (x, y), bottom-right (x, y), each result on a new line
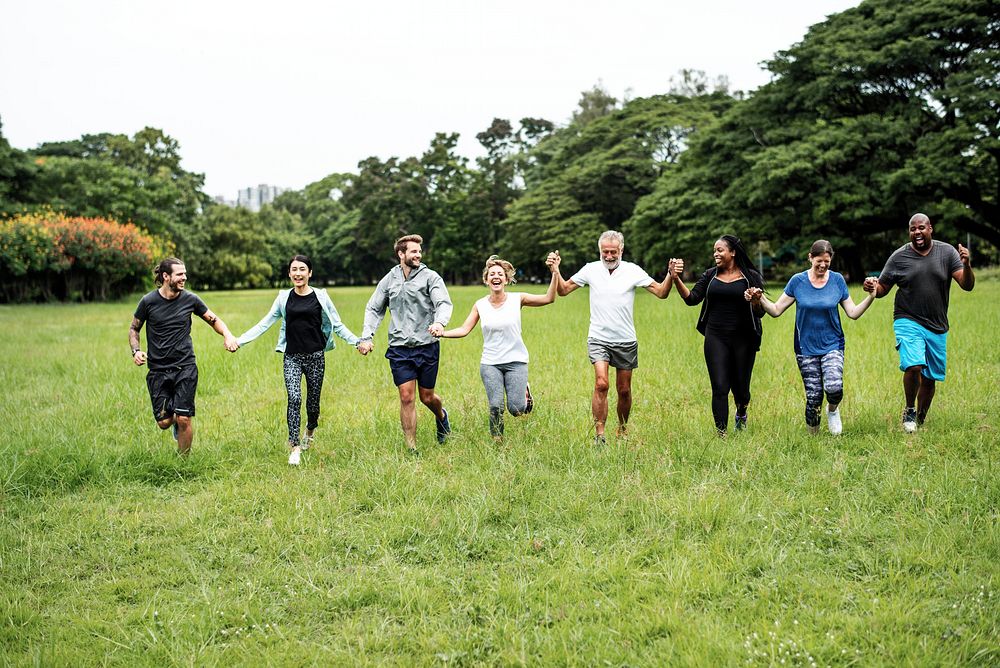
top-left (1, 281), bottom-right (997, 665)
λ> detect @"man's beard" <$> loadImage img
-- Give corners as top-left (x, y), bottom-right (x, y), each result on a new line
top-left (603, 258), bottom-right (620, 271)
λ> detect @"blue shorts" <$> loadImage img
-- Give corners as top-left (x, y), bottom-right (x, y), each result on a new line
top-left (385, 342), bottom-right (440, 387)
top-left (893, 318), bottom-right (947, 381)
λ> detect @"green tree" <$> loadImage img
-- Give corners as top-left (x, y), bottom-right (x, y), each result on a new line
top-left (181, 205), bottom-right (272, 290)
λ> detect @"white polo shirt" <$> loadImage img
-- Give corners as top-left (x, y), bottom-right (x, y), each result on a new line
top-left (569, 261), bottom-right (653, 343)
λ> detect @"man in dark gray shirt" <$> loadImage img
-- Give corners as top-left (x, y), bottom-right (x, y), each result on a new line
top-left (358, 235), bottom-right (453, 455)
top-left (129, 258), bottom-right (239, 455)
top-left (864, 213), bottom-right (975, 432)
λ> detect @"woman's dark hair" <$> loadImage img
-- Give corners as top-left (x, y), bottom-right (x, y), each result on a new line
top-left (809, 239), bottom-right (834, 257)
top-left (719, 235), bottom-right (764, 289)
top-left (288, 254), bottom-right (312, 272)
top-left (154, 257), bottom-right (183, 287)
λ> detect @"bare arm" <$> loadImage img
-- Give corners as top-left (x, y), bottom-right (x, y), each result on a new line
top-left (746, 289), bottom-right (794, 318)
top-left (644, 265), bottom-right (673, 299)
top-left (440, 305), bottom-right (480, 338)
top-left (522, 253), bottom-right (560, 307)
top-left (953, 243), bottom-right (975, 291)
top-left (129, 316), bottom-right (146, 366)
top-left (840, 292), bottom-right (875, 320)
top-left (670, 259), bottom-right (691, 299)
top-left (201, 309), bottom-right (239, 351)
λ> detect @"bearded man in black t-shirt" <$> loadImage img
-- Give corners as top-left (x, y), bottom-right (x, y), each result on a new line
top-left (129, 258), bottom-right (239, 454)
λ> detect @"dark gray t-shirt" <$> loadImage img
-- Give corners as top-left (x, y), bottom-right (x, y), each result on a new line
top-left (878, 240), bottom-right (963, 333)
top-left (134, 290), bottom-right (208, 369)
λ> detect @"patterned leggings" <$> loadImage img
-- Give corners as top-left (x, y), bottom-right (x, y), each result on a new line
top-left (795, 350), bottom-right (844, 427)
top-left (284, 351), bottom-right (325, 445)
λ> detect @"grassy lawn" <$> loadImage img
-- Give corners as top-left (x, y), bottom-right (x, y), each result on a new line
top-left (1, 280), bottom-right (997, 666)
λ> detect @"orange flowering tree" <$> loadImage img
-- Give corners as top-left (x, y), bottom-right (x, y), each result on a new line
top-left (0, 212), bottom-right (169, 302)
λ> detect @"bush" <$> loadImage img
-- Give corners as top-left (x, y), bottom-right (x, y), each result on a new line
top-left (0, 211), bottom-right (169, 302)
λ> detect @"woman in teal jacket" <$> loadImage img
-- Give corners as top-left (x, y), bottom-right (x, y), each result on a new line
top-left (235, 255), bottom-right (361, 465)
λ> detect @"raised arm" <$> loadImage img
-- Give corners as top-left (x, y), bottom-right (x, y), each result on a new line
top-left (547, 251), bottom-right (580, 296)
top-left (644, 261), bottom-right (674, 299)
top-left (840, 290), bottom-right (875, 320)
top-left (129, 316), bottom-right (147, 366)
top-left (440, 305), bottom-right (480, 338)
top-left (954, 243), bottom-right (975, 291)
top-left (522, 252), bottom-right (561, 307)
top-left (201, 309), bottom-right (239, 351)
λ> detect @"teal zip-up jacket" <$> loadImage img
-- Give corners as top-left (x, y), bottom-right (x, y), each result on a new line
top-left (237, 288), bottom-right (360, 352)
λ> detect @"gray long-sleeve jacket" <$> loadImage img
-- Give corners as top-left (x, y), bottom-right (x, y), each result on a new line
top-left (361, 264), bottom-right (453, 347)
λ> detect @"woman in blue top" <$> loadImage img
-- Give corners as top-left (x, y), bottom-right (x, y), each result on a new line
top-left (234, 255), bottom-right (362, 465)
top-left (746, 240), bottom-right (874, 435)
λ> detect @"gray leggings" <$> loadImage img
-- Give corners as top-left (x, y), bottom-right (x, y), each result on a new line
top-left (479, 362), bottom-right (528, 436)
top-left (795, 350), bottom-right (845, 427)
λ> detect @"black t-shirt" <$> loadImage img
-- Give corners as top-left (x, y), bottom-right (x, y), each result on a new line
top-left (285, 290), bottom-right (324, 354)
top-left (705, 276), bottom-right (754, 335)
top-left (134, 290), bottom-right (208, 369)
top-left (878, 241), bottom-right (963, 333)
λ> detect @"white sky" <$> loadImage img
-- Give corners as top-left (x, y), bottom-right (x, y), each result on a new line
top-left (1, 0), bottom-right (860, 199)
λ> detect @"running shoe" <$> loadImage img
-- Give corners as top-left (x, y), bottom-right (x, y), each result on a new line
top-left (594, 434), bottom-right (607, 447)
top-left (524, 384), bottom-right (534, 414)
top-left (902, 407), bottom-right (918, 433)
top-left (436, 408), bottom-right (451, 444)
top-left (301, 433), bottom-right (314, 451)
top-left (734, 413), bottom-right (748, 431)
top-left (827, 409), bottom-right (842, 435)
top-left (288, 447), bottom-right (301, 466)
top-left (171, 422), bottom-right (179, 441)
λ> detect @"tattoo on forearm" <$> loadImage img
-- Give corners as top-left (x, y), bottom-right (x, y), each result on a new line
top-left (205, 315), bottom-right (218, 325)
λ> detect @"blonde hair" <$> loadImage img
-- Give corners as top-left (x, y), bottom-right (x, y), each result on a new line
top-left (482, 255), bottom-right (516, 285)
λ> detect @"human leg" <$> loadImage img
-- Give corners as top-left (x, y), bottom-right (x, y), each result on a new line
top-left (820, 350), bottom-right (845, 435)
top-left (591, 361), bottom-right (611, 437)
top-left (284, 354), bottom-right (305, 447)
top-left (502, 362), bottom-right (529, 416)
top-left (614, 368), bottom-right (633, 435)
top-left (480, 363), bottom-right (507, 437)
top-left (302, 351), bottom-right (325, 437)
top-left (730, 337), bottom-right (757, 430)
top-left (703, 334), bottom-right (732, 433)
top-left (397, 380), bottom-right (418, 450)
top-left (796, 354), bottom-right (824, 433)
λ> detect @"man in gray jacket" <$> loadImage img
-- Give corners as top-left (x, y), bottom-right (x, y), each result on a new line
top-left (359, 234), bottom-right (454, 454)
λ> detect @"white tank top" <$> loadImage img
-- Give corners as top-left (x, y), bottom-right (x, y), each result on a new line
top-left (476, 293), bottom-right (529, 365)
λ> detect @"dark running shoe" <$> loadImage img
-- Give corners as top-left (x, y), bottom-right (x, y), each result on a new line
top-left (594, 434), bottom-right (607, 447)
top-left (171, 422), bottom-right (179, 441)
top-left (436, 408), bottom-right (451, 444)
top-left (524, 384), bottom-right (534, 414)
top-left (734, 413), bottom-right (748, 431)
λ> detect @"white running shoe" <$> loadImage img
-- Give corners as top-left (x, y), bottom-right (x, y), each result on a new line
top-left (902, 407), bottom-right (918, 434)
top-left (827, 409), bottom-right (842, 435)
top-left (288, 447), bottom-right (301, 466)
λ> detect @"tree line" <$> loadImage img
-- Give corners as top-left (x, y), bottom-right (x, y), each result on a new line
top-left (1, 0), bottom-right (995, 300)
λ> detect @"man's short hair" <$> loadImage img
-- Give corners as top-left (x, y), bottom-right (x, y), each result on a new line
top-left (598, 230), bottom-right (625, 252)
top-left (395, 234), bottom-right (423, 256)
top-left (154, 257), bottom-right (184, 286)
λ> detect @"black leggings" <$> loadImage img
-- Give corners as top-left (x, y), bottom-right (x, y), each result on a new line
top-left (284, 351), bottom-right (325, 445)
top-left (703, 331), bottom-right (757, 431)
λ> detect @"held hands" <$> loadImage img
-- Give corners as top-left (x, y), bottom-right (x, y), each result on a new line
top-left (428, 323), bottom-right (444, 338)
top-left (862, 277), bottom-right (878, 294)
top-left (224, 335), bottom-right (239, 352)
top-left (744, 287), bottom-right (763, 303)
top-left (546, 250), bottom-right (561, 273)
top-left (669, 258), bottom-right (684, 277)
top-left (357, 340), bottom-right (373, 355)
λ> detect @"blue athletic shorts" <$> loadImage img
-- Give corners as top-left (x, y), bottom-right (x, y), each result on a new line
top-left (893, 318), bottom-right (947, 381)
top-left (385, 342), bottom-right (440, 387)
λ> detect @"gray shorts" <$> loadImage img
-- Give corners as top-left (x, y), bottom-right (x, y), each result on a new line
top-left (587, 338), bottom-right (638, 370)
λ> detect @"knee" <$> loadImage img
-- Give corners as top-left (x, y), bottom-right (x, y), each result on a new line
top-left (617, 386), bottom-right (632, 402)
top-left (175, 415), bottom-right (192, 430)
top-left (594, 378), bottom-right (610, 394)
top-left (156, 419), bottom-right (173, 430)
top-left (399, 389), bottom-right (416, 407)
top-left (418, 389), bottom-right (437, 407)
top-left (825, 388), bottom-right (844, 405)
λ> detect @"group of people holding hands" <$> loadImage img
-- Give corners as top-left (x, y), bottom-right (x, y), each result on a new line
top-left (129, 213), bottom-right (974, 462)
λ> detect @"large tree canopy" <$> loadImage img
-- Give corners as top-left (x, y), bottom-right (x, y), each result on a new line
top-left (627, 0), bottom-right (999, 275)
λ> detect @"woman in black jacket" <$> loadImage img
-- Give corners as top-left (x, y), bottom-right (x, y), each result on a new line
top-left (671, 235), bottom-right (765, 436)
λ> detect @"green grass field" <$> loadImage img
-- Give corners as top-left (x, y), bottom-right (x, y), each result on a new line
top-left (1, 280), bottom-right (998, 666)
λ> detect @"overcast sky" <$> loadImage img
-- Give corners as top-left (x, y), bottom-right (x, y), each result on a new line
top-left (1, 0), bottom-right (860, 199)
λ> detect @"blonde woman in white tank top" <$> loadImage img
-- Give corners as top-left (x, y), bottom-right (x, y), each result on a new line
top-left (438, 253), bottom-right (561, 439)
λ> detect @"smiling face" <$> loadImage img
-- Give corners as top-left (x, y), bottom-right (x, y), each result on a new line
top-left (908, 215), bottom-right (933, 252)
top-left (163, 263), bottom-right (187, 292)
top-left (599, 239), bottom-right (622, 271)
top-left (398, 242), bottom-right (422, 269)
top-left (288, 260), bottom-right (312, 288)
top-left (809, 252), bottom-right (832, 276)
top-left (713, 239), bottom-right (734, 269)
top-left (485, 265), bottom-right (508, 293)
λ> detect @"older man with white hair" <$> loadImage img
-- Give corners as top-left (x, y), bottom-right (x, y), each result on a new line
top-left (548, 230), bottom-right (672, 445)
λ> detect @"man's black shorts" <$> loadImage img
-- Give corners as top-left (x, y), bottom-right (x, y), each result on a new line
top-left (385, 342), bottom-right (440, 388)
top-left (146, 364), bottom-right (198, 419)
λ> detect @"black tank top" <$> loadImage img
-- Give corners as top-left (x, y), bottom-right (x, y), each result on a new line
top-left (705, 276), bottom-right (754, 335)
top-left (285, 291), bottom-right (324, 353)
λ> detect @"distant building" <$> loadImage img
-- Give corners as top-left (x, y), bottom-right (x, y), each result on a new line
top-left (236, 184), bottom-right (286, 212)
top-left (213, 195), bottom-right (236, 207)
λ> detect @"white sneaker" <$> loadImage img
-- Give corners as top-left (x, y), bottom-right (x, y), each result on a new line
top-left (288, 447), bottom-right (301, 466)
top-left (827, 409), bottom-right (842, 435)
top-left (902, 407), bottom-right (918, 434)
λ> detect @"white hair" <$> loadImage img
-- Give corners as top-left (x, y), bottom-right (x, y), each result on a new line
top-left (598, 230), bottom-right (624, 252)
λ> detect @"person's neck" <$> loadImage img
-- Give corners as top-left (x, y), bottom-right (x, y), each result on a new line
top-left (293, 285), bottom-right (312, 296)
top-left (911, 241), bottom-right (932, 256)
top-left (158, 285), bottom-right (180, 300)
top-left (808, 269), bottom-right (827, 282)
top-left (401, 262), bottom-right (416, 279)
top-left (488, 289), bottom-right (507, 304)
